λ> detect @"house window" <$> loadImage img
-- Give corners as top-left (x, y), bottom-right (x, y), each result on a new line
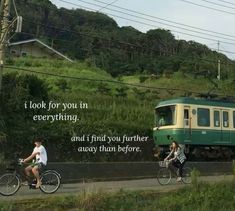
top-left (21, 52), bottom-right (27, 57)
top-left (11, 50), bottom-right (16, 54)
top-left (197, 108), bottom-right (210, 127)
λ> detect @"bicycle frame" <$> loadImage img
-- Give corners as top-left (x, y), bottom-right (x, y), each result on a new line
top-left (167, 163), bottom-right (180, 177)
top-left (6, 162), bottom-right (36, 184)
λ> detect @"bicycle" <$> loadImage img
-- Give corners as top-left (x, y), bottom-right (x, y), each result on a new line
top-left (157, 160), bottom-right (192, 185)
top-left (0, 158), bottom-right (61, 196)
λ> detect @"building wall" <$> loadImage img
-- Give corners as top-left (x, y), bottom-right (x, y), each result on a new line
top-left (9, 43), bottom-right (59, 59)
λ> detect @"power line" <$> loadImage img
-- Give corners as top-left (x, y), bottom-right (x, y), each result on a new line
top-left (178, 0), bottom-right (235, 15)
top-left (22, 18), bottom-right (141, 48)
top-left (23, 15), bottom-right (235, 58)
top-left (53, 0), bottom-right (235, 40)
top-left (18, 9), bottom-right (235, 68)
top-left (14, 1), bottom-right (235, 67)
top-left (18, 0), bottom-right (235, 62)
top-left (39, 0), bottom-right (235, 49)
top-left (211, 47), bottom-right (235, 55)
top-left (18, 30), bottom-right (235, 70)
top-left (55, 0), bottom-right (235, 46)
top-left (96, 0), bottom-right (119, 12)
top-left (4, 65), bottom-right (205, 94)
top-left (200, 0), bottom-right (235, 10)
top-left (19, 31), bottom-right (74, 43)
top-left (92, 0), bottom-right (235, 42)
top-left (219, 0), bottom-right (235, 7)
top-left (70, 0), bottom-right (235, 43)
top-left (19, 29), bottom-right (235, 70)
top-left (94, 0), bottom-right (235, 39)
top-left (20, 31), bottom-right (151, 56)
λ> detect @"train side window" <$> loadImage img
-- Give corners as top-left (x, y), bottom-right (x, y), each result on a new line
top-left (197, 108), bottom-right (210, 127)
top-left (214, 111), bottom-right (220, 127)
top-left (223, 111), bottom-right (229, 128)
top-left (233, 111), bottom-right (235, 128)
top-left (184, 109), bottom-right (189, 126)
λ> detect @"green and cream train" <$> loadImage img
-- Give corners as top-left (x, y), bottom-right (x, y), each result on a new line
top-left (153, 97), bottom-right (235, 160)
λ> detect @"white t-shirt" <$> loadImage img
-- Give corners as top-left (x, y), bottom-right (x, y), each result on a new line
top-left (33, 145), bottom-right (47, 165)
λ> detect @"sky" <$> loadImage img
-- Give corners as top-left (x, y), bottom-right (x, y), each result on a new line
top-left (51, 0), bottom-right (235, 59)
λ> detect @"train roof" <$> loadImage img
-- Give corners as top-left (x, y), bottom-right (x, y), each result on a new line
top-left (156, 97), bottom-right (235, 108)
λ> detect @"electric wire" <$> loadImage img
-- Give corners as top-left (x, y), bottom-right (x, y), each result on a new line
top-left (57, 0), bottom-right (235, 45)
top-left (4, 65), bottom-right (216, 95)
top-left (178, 0), bottom-right (235, 15)
top-left (93, 0), bottom-right (235, 39)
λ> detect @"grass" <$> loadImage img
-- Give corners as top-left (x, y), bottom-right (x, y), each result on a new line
top-left (122, 71), bottom-right (235, 98)
top-left (0, 181), bottom-right (235, 211)
top-left (7, 57), bottom-right (235, 98)
top-left (5, 57), bottom-right (117, 93)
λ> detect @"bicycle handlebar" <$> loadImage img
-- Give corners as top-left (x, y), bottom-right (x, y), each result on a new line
top-left (18, 158), bottom-right (24, 165)
top-left (17, 158), bottom-right (37, 166)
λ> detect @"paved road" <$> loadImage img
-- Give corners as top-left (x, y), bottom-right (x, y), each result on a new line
top-left (0, 175), bottom-right (233, 201)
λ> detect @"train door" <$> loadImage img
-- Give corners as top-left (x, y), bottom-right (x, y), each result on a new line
top-left (184, 106), bottom-right (191, 142)
top-left (214, 109), bottom-right (231, 143)
top-left (221, 110), bottom-right (230, 143)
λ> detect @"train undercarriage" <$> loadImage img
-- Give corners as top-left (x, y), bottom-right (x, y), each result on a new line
top-left (155, 145), bottom-right (235, 161)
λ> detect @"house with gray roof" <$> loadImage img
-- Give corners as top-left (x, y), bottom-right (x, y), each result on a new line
top-left (8, 39), bottom-right (73, 62)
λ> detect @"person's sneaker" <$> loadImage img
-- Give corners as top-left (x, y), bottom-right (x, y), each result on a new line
top-left (36, 180), bottom-right (42, 189)
top-left (176, 177), bottom-right (182, 182)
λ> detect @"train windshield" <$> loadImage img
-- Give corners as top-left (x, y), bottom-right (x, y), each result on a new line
top-left (155, 105), bottom-right (176, 127)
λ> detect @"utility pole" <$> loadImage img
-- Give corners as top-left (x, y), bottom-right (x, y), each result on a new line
top-left (0, 0), bottom-right (22, 93)
top-left (0, 0), bottom-right (11, 93)
top-left (217, 41), bottom-right (221, 81)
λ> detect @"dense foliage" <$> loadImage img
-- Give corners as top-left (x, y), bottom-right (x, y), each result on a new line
top-left (13, 0), bottom-right (235, 77)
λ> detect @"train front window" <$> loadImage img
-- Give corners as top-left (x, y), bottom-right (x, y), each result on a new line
top-left (155, 105), bottom-right (176, 127)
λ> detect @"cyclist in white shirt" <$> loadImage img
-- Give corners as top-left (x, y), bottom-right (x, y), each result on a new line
top-left (23, 137), bottom-right (47, 188)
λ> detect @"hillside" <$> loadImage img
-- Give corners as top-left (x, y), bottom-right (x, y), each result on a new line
top-left (6, 57), bottom-right (235, 97)
top-left (11, 0), bottom-right (235, 77)
top-left (2, 57), bottom-right (235, 162)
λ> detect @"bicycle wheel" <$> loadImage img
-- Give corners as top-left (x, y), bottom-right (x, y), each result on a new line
top-left (157, 168), bottom-right (171, 185)
top-left (40, 171), bottom-right (61, 194)
top-left (182, 167), bottom-right (192, 184)
top-left (0, 173), bottom-right (20, 196)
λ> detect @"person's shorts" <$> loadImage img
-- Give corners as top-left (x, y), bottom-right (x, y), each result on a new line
top-left (30, 162), bottom-right (46, 170)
